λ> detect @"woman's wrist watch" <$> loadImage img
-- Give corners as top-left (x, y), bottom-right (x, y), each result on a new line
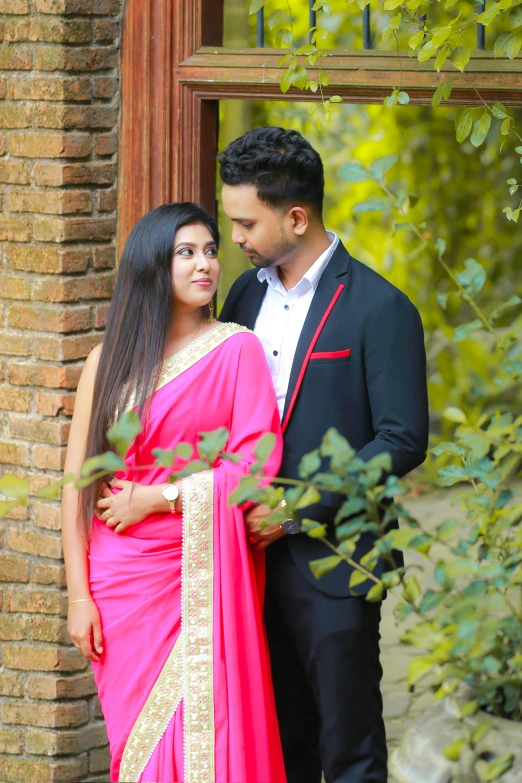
top-left (280, 498), bottom-right (301, 535)
top-left (162, 483), bottom-right (179, 514)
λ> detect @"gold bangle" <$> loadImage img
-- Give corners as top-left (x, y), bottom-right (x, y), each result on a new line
top-left (68, 598), bottom-right (94, 607)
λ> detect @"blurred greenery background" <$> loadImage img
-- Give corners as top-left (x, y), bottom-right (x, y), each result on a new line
top-left (217, 0), bottom-right (522, 485)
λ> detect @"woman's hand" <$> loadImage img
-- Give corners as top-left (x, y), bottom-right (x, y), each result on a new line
top-left (68, 601), bottom-right (103, 661)
top-left (96, 480), bottom-right (172, 534)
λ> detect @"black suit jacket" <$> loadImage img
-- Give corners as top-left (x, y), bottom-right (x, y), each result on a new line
top-left (220, 241), bottom-right (429, 597)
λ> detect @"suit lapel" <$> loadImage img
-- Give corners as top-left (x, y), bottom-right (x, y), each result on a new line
top-left (281, 242), bottom-right (351, 430)
top-left (243, 277), bottom-right (267, 330)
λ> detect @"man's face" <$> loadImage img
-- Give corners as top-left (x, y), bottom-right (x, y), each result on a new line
top-left (221, 184), bottom-right (299, 269)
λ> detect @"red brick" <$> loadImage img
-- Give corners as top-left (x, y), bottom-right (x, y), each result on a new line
top-left (0, 755), bottom-right (88, 783)
top-left (33, 445), bottom-right (65, 471)
top-left (0, 333), bottom-right (31, 356)
top-left (92, 245), bottom-right (115, 269)
top-left (0, 672), bottom-right (24, 697)
top-left (6, 529), bottom-right (63, 560)
top-left (0, 217), bottom-right (31, 242)
top-left (0, 614), bottom-right (28, 640)
top-left (34, 216), bottom-right (116, 242)
top-left (0, 441), bottom-right (30, 467)
top-left (11, 75), bottom-right (91, 102)
top-left (4, 504), bottom-right (30, 521)
top-left (35, 390), bottom-right (75, 416)
top-left (94, 18), bottom-right (119, 42)
top-left (27, 723), bottom-right (108, 756)
top-left (2, 18), bottom-right (92, 44)
top-left (0, 103), bottom-right (32, 128)
top-left (93, 76), bottom-right (118, 99)
top-left (94, 132), bottom-right (117, 156)
top-left (33, 274), bottom-right (113, 302)
top-left (37, 0), bottom-right (120, 12)
top-left (0, 45), bottom-right (31, 70)
top-left (34, 161), bottom-right (116, 186)
top-left (96, 189), bottom-right (117, 212)
top-left (8, 189), bottom-right (91, 215)
top-left (34, 502), bottom-right (62, 529)
top-left (0, 386), bottom-right (31, 412)
top-left (8, 304), bottom-right (91, 333)
top-left (0, 132), bottom-right (6, 154)
top-left (0, 554), bottom-right (30, 583)
top-left (35, 104), bottom-right (118, 130)
top-left (1, 275), bottom-right (31, 300)
top-left (33, 332), bottom-right (98, 361)
top-left (30, 615), bottom-right (68, 643)
top-left (1, 697), bottom-right (88, 726)
top-left (0, 0), bottom-right (29, 11)
top-left (27, 672), bottom-right (96, 701)
top-left (7, 244), bottom-right (90, 273)
top-left (31, 562), bottom-right (66, 586)
top-left (35, 46), bottom-right (117, 72)
top-left (94, 302), bottom-right (110, 329)
top-left (0, 728), bottom-right (24, 755)
top-left (0, 160), bottom-right (31, 184)
top-left (9, 416), bottom-right (70, 445)
top-left (8, 361), bottom-right (82, 388)
top-left (9, 131), bottom-right (91, 158)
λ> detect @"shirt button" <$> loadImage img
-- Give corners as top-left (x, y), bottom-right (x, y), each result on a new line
top-left (284, 304), bottom-right (290, 311)
top-left (273, 350), bottom-right (278, 357)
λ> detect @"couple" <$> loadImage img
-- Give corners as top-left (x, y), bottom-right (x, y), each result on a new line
top-left (62, 126), bottom-right (429, 783)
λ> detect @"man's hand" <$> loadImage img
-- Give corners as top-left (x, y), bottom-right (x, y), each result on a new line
top-left (245, 504), bottom-right (287, 551)
top-left (96, 480), bottom-right (170, 534)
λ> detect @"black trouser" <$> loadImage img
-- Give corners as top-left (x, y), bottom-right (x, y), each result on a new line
top-left (265, 539), bottom-right (387, 783)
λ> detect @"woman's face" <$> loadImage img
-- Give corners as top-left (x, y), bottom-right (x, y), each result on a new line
top-left (171, 222), bottom-right (220, 311)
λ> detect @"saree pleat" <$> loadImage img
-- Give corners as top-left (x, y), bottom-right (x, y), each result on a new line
top-left (89, 324), bottom-right (286, 783)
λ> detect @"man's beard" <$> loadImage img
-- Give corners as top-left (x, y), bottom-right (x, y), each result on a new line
top-left (242, 235), bottom-right (297, 269)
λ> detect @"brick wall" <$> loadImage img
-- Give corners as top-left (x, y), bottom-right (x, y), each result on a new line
top-left (0, 1), bottom-right (121, 781)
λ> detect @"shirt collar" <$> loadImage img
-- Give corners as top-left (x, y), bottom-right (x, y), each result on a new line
top-left (257, 231), bottom-right (339, 292)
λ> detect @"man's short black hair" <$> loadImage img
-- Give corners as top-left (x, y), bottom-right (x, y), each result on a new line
top-left (218, 126), bottom-right (324, 217)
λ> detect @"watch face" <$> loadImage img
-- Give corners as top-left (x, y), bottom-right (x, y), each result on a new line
top-left (163, 484), bottom-right (179, 502)
top-left (282, 519), bottom-right (301, 535)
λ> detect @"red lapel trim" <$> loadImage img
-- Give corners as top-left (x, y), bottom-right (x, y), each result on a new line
top-left (281, 283), bottom-right (345, 434)
top-left (310, 348), bottom-right (351, 360)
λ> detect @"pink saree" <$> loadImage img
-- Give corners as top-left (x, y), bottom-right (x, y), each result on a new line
top-left (88, 323), bottom-right (286, 783)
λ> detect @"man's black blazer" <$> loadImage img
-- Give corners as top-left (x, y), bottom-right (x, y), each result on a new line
top-left (220, 240), bottom-right (429, 597)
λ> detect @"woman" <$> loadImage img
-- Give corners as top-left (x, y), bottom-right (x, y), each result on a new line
top-left (61, 203), bottom-right (286, 783)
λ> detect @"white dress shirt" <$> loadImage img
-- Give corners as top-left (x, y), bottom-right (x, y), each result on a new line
top-left (254, 231), bottom-right (339, 419)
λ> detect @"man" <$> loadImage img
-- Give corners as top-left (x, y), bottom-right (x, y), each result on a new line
top-left (218, 126), bottom-right (429, 783)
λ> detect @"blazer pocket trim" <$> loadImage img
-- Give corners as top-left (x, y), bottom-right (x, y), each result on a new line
top-left (310, 348), bottom-right (351, 360)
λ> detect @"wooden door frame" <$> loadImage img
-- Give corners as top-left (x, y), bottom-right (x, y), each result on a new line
top-left (118, 0), bottom-right (522, 248)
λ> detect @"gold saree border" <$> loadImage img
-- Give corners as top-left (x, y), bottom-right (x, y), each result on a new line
top-left (181, 470), bottom-right (215, 783)
top-left (118, 636), bottom-right (183, 782)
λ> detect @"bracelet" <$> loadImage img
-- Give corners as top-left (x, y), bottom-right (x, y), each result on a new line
top-left (68, 598), bottom-right (94, 607)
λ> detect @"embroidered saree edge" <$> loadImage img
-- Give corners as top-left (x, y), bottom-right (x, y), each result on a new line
top-left (182, 470), bottom-right (215, 783)
top-left (118, 635), bottom-right (183, 782)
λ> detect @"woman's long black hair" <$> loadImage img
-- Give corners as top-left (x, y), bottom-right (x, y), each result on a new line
top-left (79, 202), bottom-right (219, 533)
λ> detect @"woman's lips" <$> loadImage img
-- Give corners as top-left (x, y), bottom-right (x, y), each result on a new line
top-left (193, 279), bottom-right (212, 288)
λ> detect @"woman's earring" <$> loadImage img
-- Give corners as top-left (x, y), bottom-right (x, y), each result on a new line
top-left (207, 299), bottom-right (216, 323)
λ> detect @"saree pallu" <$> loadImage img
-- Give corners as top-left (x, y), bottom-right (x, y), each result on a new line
top-left (88, 323), bottom-right (286, 783)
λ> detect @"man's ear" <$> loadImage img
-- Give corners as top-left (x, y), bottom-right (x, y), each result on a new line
top-left (288, 205), bottom-right (308, 236)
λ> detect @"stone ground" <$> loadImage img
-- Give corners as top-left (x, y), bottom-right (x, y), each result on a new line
top-left (382, 486), bottom-right (458, 782)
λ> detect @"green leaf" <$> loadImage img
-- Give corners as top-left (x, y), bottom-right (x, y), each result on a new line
top-left (477, 1), bottom-right (501, 25)
top-left (295, 486), bottom-right (321, 509)
top-left (384, 92), bottom-right (398, 108)
top-left (291, 65), bottom-right (308, 90)
top-left (81, 451), bottom-right (125, 478)
top-left (339, 162), bottom-right (371, 183)
top-left (443, 406), bottom-right (467, 423)
top-left (309, 555), bottom-right (342, 580)
top-left (397, 91), bottom-right (410, 105)
top-left (349, 568), bottom-right (369, 588)
top-left (490, 295), bottom-right (522, 321)
top-left (420, 589), bottom-right (448, 611)
top-left (197, 427), bottom-right (229, 464)
top-left (107, 411), bottom-right (142, 457)
top-left (432, 77), bottom-right (453, 107)
top-left (418, 41), bottom-right (436, 62)
top-left (505, 32), bottom-right (522, 59)
top-left (501, 117), bottom-right (512, 135)
top-left (0, 475), bottom-right (29, 500)
top-left (432, 441), bottom-right (464, 456)
top-left (338, 538), bottom-right (356, 557)
top-left (437, 292), bottom-right (448, 309)
top-left (470, 111), bottom-right (491, 147)
top-left (408, 657), bottom-right (432, 685)
top-left (249, 0), bottom-right (266, 10)
top-left (253, 432), bottom-right (276, 468)
top-left (456, 257), bottom-right (486, 296)
top-left (451, 45), bottom-right (471, 72)
top-left (456, 108), bottom-right (473, 143)
top-left (402, 574), bottom-right (421, 602)
top-left (228, 476), bottom-right (262, 506)
top-left (268, 10), bottom-right (284, 30)
top-left (152, 442), bottom-right (193, 466)
top-left (366, 582), bottom-right (385, 602)
top-left (37, 473), bottom-right (76, 500)
top-left (444, 738), bottom-right (465, 761)
top-left (408, 31), bottom-right (424, 49)
top-left (432, 26), bottom-right (452, 47)
top-left (510, 5), bottom-right (522, 27)
top-left (353, 196), bottom-right (389, 213)
top-left (296, 44), bottom-right (316, 56)
top-left (492, 101), bottom-right (508, 119)
top-left (434, 44), bottom-right (450, 74)
top-left (369, 155), bottom-right (398, 181)
top-left (471, 720), bottom-right (492, 744)
top-left (452, 318), bottom-right (483, 342)
top-left (330, 95), bottom-right (343, 103)
top-left (299, 449), bottom-right (321, 478)
top-left (477, 755), bottom-right (514, 782)
top-left (280, 68), bottom-right (293, 94)
top-left (494, 31), bottom-right (511, 56)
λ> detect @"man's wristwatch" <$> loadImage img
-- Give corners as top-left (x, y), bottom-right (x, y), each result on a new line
top-left (162, 483), bottom-right (179, 514)
top-left (280, 498), bottom-right (301, 535)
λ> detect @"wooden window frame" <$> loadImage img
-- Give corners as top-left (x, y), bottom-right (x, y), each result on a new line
top-left (118, 0), bottom-right (522, 247)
